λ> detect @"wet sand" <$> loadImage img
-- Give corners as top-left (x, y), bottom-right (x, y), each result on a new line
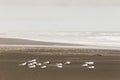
top-left (0, 47), bottom-right (120, 80)
top-left (0, 38), bottom-right (81, 46)
top-left (0, 38), bottom-right (120, 80)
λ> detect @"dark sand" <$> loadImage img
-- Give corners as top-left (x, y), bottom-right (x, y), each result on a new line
top-left (0, 38), bottom-right (120, 80)
top-left (0, 38), bottom-right (81, 46)
top-left (0, 47), bottom-right (120, 80)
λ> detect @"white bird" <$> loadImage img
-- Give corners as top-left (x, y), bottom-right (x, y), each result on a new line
top-left (56, 63), bottom-right (63, 68)
top-left (64, 61), bottom-right (71, 65)
top-left (36, 63), bottom-right (42, 66)
top-left (81, 63), bottom-right (88, 67)
top-left (56, 63), bottom-right (63, 66)
top-left (19, 62), bottom-right (27, 66)
top-left (85, 62), bottom-right (94, 65)
top-left (41, 65), bottom-right (47, 69)
top-left (28, 63), bottom-right (33, 66)
top-left (32, 61), bottom-right (37, 65)
top-left (87, 66), bottom-right (95, 69)
top-left (57, 65), bottom-right (63, 68)
top-left (43, 61), bottom-right (50, 64)
top-left (28, 59), bottom-right (36, 63)
top-left (28, 65), bottom-right (36, 69)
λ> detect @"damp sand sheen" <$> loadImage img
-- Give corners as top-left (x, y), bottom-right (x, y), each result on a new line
top-left (0, 38), bottom-right (120, 80)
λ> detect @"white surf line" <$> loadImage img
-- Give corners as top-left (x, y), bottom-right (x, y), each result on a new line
top-left (0, 44), bottom-right (120, 50)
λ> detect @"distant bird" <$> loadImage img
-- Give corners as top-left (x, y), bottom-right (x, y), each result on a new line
top-left (32, 61), bottom-right (37, 65)
top-left (87, 66), bottom-right (95, 69)
top-left (56, 63), bottom-right (63, 66)
top-left (41, 65), bottom-right (47, 69)
top-left (81, 63), bottom-right (88, 67)
top-left (43, 61), bottom-right (50, 64)
top-left (28, 65), bottom-right (36, 69)
top-left (57, 65), bottom-right (63, 68)
top-left (28, 63), bottom-right (33, 66)
top-left (36, 63), bottom-right (42, 66)
top-left (56, 63), bottom-right (63, 68)
top-left (19, 62), bottom-right (27, 66)
top-left (64, 61), bottom-right (71, 65)
top-left (28, 59), bottom-right (36, 63)
top-left (85, 62), bottom-right (94, 65)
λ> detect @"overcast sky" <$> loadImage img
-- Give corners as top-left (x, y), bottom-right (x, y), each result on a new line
top-left (0, 0), bottom-right (120, 32)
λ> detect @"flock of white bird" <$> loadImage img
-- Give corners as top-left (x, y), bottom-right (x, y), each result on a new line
top-left (19, 59), bottom-right (95, 69)
top-left (81, 61), bottom-right (95, 69)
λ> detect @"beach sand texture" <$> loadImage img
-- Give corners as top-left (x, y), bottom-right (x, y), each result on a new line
top-left (0, 38), bottom-right (120, 80)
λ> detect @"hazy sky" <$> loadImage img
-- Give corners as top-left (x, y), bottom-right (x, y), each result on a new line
top-left (0, 0), bottom-right (120, 32)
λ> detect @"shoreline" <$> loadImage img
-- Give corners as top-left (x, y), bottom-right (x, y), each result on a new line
top-left (0, 38), bottom-right (120, 56)
top-left (0, 44), bottom-right (120, 50)
top-left (0, 45), bottom-right (120, 56)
